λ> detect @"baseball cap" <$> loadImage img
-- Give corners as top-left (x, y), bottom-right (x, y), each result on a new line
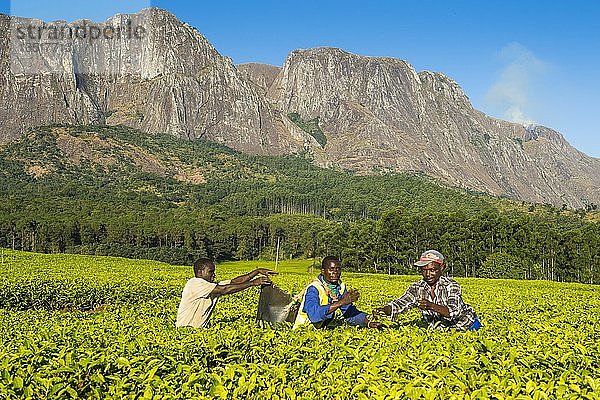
top-left (414, 250), bottom-right (445, 267)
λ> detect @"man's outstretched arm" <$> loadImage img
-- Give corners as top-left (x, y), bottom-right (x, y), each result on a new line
top-left (211, 276), bottom-right (272, 296)
top-left (375, 284), bottom-right (420, 319)
top-left (230, 268), bottom-right (277, 284)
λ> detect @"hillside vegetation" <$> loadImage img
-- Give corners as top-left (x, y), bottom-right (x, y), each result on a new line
top-left (0, 125), bottom-right (598, 282)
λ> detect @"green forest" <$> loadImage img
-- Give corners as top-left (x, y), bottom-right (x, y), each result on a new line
top-left (1, 125), bottom-right (598, 283)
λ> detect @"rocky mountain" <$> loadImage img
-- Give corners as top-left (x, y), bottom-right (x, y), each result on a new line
top-left (266, 48), bottom-right (600, 207)
top-left (237, 63), bottom-right (281, 95)
top-left (1, 8), bottom-right (598, 207)
top-left (0, 9), bottom-right (310, 154)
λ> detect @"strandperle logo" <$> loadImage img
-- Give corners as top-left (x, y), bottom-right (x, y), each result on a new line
top-left (14, 19), bottom-right (146, 42)
top-left (9, 13), bottom-right (149, 76)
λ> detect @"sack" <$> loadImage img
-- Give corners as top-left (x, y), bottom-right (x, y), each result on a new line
top-left (256, 284), bottom-right (301, 328)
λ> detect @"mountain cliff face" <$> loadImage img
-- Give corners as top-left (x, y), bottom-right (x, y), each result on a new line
top-left (266, 48), bottom-right (600, 206)
top-left (1, 9), bottom-right (309, 154)
top-left (237, 63), bottom-right (281, 95)
top-left (1, 8), bottom-right (598, 207)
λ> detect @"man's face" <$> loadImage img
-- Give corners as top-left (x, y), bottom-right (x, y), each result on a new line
top-left (322, 261), bottom-right (342, 284)
top-left (421, 262), bottom-right (444, 286)
top-left (200, 264), bottom-right (216, 282)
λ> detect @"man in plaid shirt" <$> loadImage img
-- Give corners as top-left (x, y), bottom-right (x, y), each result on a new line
top-left (376, 250), bottom-right (481, 331)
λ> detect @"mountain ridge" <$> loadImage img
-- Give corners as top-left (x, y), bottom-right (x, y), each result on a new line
top-left (1, 8), bottom-right (598, 207)
top-left (267, 46), bottom-right (599, 207)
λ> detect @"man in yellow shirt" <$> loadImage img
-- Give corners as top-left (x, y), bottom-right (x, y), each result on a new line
top-left (293, 256), bottom-right (380, 329)
top-left (176, 258), bottom-right (276, 328)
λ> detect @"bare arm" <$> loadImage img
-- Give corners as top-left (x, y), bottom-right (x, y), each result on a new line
top-left (211, 276), bottom-right (272, 296)
top-left (375, 304), bottom-right (393, 316)
top-left (231, 268), bottom-right (277, 284)
top-left (375, 284), bottom-right (420, 319)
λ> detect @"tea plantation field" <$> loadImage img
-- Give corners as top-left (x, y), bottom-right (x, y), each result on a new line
top-left (1, 249), bottom-right (599, 399)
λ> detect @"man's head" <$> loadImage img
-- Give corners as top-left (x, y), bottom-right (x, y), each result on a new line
top-left (321, 256), bottom-right (342, 284)
top-left (414, 250), bottom-right (445, 286)
top-left (194, 258), bottom-right (216, 282)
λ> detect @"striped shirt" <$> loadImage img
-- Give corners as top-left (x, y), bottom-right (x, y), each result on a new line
top-left (387, 276), bottom-right (476, 330)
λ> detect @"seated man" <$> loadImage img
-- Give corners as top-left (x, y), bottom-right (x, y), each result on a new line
top-left (293, 256), bottom-right (379, 329)
top-left (376, 250), bottom-right (481, 331)
top-left (176, 258), bottom-right (275, 328)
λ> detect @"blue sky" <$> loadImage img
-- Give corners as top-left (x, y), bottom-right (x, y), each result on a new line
top-left (4, 0), bottom-right (599, 157)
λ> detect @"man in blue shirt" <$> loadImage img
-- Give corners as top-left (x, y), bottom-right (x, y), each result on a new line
top-left (293, 256), bottom-right (380, 329)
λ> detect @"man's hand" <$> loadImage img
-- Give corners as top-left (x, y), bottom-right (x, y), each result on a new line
top-left (251, 276), bottom-right (272, 286)
top-left (254, 268), bottom-right (278, 277)
top-left (364, 317), bottom-right (382, 329)
top-left (374, 305), bottom-right (392, 316)
top-left (326, 289), bottom-right (359, 315)
top-left (417, 299), bottom-right (433, 310)
top-left (339, 289), bottom-right (359, 306)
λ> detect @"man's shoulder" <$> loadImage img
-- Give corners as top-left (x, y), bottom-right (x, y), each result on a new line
top-left (305, 281), bottom-right (321, 293)
top-left (306, 279), bottom-right (323, 289)
top-left (185, 277), bottom-right (216, 289)
top-left (187, 277), bottom-right (208, 284)
top-left (302, 280), bottom-right (325, 298)
top-left (410, 280), bottom-right (427, 289)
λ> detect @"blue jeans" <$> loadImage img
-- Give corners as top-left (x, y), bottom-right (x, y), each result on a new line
top-left (468, 314), bottom-right (482, 331)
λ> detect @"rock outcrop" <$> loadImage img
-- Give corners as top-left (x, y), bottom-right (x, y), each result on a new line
top-left (237, 63), bottom-right (281, 95)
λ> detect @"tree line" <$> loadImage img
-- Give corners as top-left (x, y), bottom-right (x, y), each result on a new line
top-left (1, 206), bottom-right (598, 284)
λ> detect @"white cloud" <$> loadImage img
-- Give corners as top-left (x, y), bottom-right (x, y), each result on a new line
top-left (485, 42), bottom-right (548, 125)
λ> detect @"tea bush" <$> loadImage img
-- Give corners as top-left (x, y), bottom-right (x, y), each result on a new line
top-left (1, 250), bottom-right (599, 399)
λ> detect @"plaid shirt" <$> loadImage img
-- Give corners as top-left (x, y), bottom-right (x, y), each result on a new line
top-left (387, 276), bottom-right (476, 330)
